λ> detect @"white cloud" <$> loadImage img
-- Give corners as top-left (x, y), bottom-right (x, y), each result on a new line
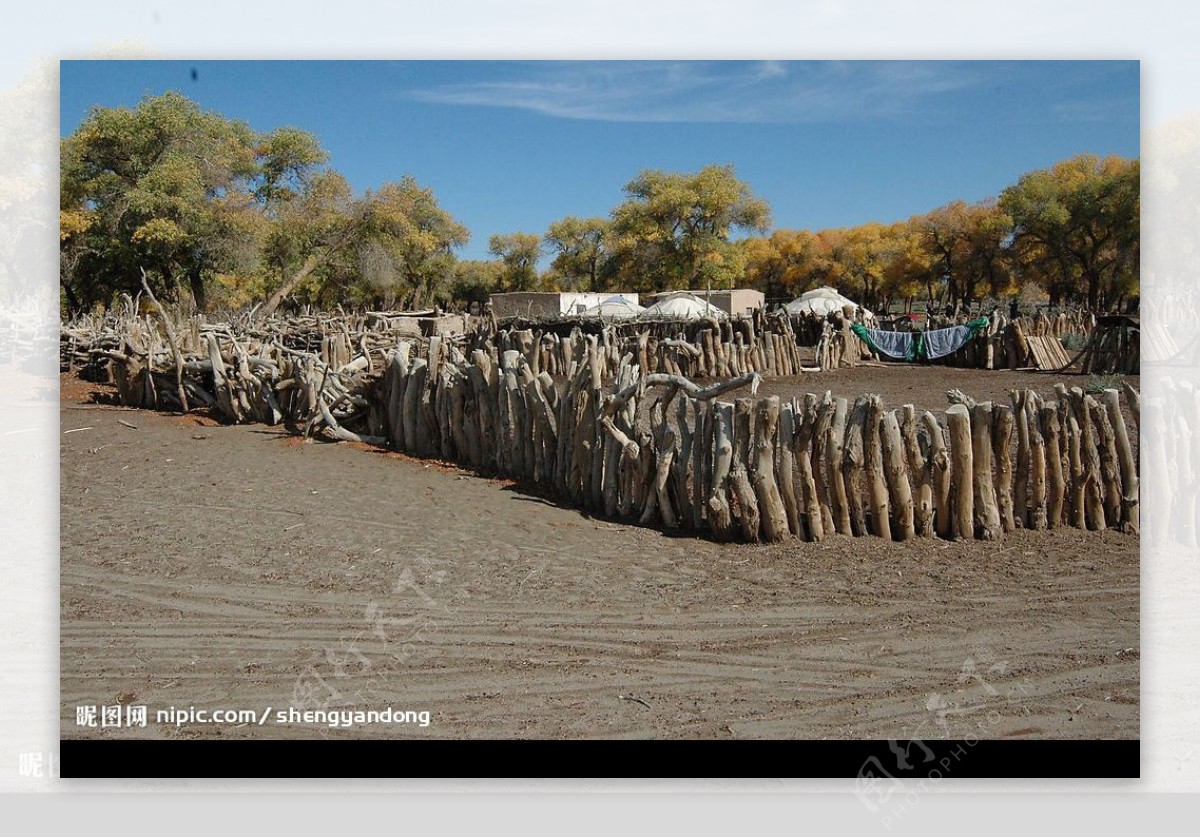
top-left (403, 60), bottom-right (986, 124)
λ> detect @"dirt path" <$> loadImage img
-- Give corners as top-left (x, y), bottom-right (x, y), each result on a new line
top-left (60, 374), bottom-right (1138, 740)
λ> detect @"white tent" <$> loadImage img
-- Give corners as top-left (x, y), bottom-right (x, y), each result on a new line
top-left (578, 295), bottom-right (645, 321)
top-left (639, 292), bottom-right (728, 321)
top-left (785, 287), bottom-right (874, 322)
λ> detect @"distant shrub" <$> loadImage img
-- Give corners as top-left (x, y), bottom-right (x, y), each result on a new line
top-left (1061, 332), bottom-right (1088, 351)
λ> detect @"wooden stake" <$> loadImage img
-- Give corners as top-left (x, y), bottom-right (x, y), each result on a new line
top-left (707, 401), bottom-right (736, 541)
top-left (778, 399), bottom-right (802, 537)
top-left (842, 396), bottom-right (870, 537)
top-left (880, 408), bottom-right (916, 540)
top-left (1011, 390), bottom-right (1030, 528)
top-left (1102, 388), bottom-right (1139, 534)
top-left (753, 397), bottom-right (790, 542)
top-left (946, 404), bottom-right (974, 540)
top-left (992, 403), bottom-right (1016, 534)
top-left (971, 401), bottom-right (1002, 540)
top-left (922, 411), bottom-right (952, 538)
top-left (902, 405), bottom-right (933, 538)
top-left (828, 397), bottom-right (852, 535)
top-left (796, 395), bottom-right (823, 541)
top-left (864, 395), bottom-right (891, 540)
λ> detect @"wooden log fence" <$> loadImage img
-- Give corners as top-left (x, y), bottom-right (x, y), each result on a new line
top-left (63, 304), bottom-right (1140, 544)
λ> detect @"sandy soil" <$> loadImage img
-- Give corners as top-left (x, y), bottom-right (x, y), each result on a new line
top-left (60, 369), bottom-right (1138, 741)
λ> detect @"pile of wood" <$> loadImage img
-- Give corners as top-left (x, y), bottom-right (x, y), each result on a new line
top-left (1076, 315), bottom-right (1140, 375)
top-left (1007, 318), bottom-right (1073, 371)
top-left (1018, 309), bottom-right (1096, 339)
top-left (494, 309), bottom-right (809, 380)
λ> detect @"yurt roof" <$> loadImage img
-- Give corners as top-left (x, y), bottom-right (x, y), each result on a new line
top-left (785, 288), bottom-right (872, 318)
top-left (579, 295), bottom-right (645, 319)
top-left (639, 292), bottom-right (728, 321)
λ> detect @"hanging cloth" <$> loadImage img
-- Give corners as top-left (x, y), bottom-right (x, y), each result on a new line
top-left (852, 324), bottom-right (916, 360)
top-left (923, 317), bottom-right (990, 359)
top-left (852, 317), bottom-right (989, 362)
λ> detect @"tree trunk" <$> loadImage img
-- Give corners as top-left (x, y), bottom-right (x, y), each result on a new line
top-left (258, 252), bottom-right (323, 320)
top-left (187, 264), bottom-right (207, 312)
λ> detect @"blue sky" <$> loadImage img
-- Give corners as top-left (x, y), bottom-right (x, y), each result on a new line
top-left (59, 60), bottom-right (1139, 262)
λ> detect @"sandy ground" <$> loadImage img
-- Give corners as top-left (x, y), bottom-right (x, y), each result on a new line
top-left (60, 368), bottom-right (1138, 740)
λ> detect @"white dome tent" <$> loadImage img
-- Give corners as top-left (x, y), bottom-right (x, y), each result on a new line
top-left (578, 295), bottom-right (645, 321)
top-left (785, 287), bottom-right (874, 323)
top-left (639, 291), bottom-right (728, 321)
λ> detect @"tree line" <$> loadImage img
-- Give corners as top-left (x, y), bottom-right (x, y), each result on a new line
top-left (60, 92), bottom-right (1138, 316)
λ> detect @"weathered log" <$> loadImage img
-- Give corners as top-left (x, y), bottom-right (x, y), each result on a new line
top-left (1102, 388), bottom-right (1139, 534)
top-left (707, 401), bottom-right (736, 541)
top-left (601, 414), bottom-right (640, 519)
top-left (992, 403), bottom-right (1016, 534)
top-left (862, 395), bottom-right (891, 539)
top-left (1011, 390), bottom-right (1030, 528)
top-left (811, 392), bottom-right (837, 536)
top-left (692, 399), bottom-right (710, 528)
top-left (1089, 395), bottom-right (1123, 527)
top-left (1041, 403), bottom-right (1064, 529)
top-left (606, 371), bottom-right (760, 419)
top-left (827, 397), bottom-right (852, 535)
top-left (1072, 389), bottom-right (1106, 531)
top-left (140, 269), bottom-right (188, 413)
top-left (734, 398), bottom-right (755, 479)
top-left (842, 395), bottom-right (870, 537)
top-left (643, 404), bottom-right (678, 527)
top-left (1064, 403), bottom-right (1087, 529)
top-left (970, 401), bottom-right (1002, 540)
top-left (795, 395), bottom-right (823, 541)
top-left (946, 404), bottom-right (974, 540)
top-left (674, 395), bottom-right (694, 528)
top-left (729, 466), bottom-right (760, 543)
top-left (752, 397), bottom-right (790, 542)
top-left (922, 411), bottom-right (952, 539)
top-left (318, 399), bottom-right (387, 447)
top-left (880, 408), bottom-right (915, 540)
top-left (1027, 397), bottom-right (1048, 530)
top-left (778, 399), bottom-right (802, 537)
top-left (901, 405), bottom-right (933, 538)
top-left (467, 354), bottom-right (495, 468)
top-left (1122, 381), bottom-right (1140, 430)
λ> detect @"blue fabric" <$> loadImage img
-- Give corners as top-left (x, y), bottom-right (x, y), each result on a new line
top-left (924, 325), bottom-right (974, 359)
top-left (861, 327), bottom-right (914, 360)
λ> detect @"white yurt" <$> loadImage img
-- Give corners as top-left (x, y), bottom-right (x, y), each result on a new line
top-left (785, 287), bottom-right (874, 322)
top-left (578, 295), bottom-right (645, 321)
top-left (639, 292), bottom-right (728, 321)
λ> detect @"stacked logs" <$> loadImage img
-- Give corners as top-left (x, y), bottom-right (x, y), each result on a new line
top-left (494, 311), bottom-right (808, 381)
